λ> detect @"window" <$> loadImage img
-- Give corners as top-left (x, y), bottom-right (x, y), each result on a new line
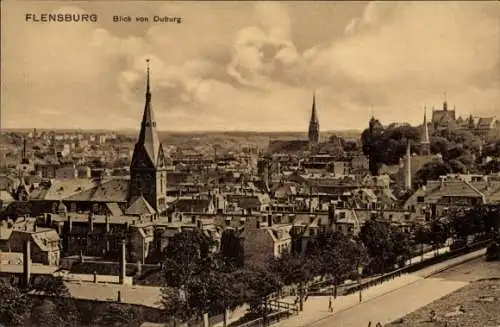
top-left (417, 196), bottom-right (425, 203)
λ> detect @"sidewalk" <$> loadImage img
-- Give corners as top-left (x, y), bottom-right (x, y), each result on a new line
top-left (272, 248), bottom-right (486, 327)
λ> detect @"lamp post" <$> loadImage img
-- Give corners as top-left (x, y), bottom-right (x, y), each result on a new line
top-left (357, 264), bottom-right (363, 303)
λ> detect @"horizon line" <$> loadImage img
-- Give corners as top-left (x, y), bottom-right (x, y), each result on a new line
top-left (0, 128), bottom-right (364, 134)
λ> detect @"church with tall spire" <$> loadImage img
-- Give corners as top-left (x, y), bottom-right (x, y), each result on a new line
top-left (308, 92), bottom-right (320, 146)
top-left (128, 59), bottom-right (168, 214)
top-left (420, 107), bottom-right (431, 155)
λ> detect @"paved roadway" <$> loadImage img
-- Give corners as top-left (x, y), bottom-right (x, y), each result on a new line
top-left (274, 249), bottom-right (487, 327)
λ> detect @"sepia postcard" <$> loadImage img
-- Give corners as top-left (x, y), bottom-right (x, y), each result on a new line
top-left (0, 1), bottom-right (499, 327)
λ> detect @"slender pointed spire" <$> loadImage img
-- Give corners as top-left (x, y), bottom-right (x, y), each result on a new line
top-left (420, 106), bottom-right (431, 156)
top-left (310, 91), bottom-right (318, 123)
top-left (308, 92), bottom-right (319, 145)
top-left (146, 59), bottom-right (151, 100)
top-left (134, 58), bottom-right (160, 166)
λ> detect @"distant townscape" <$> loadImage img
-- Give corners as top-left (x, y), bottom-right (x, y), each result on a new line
top-left (1, 63), bottom-right (499, 327)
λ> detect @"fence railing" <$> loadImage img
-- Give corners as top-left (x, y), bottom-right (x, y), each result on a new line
top-left (342, 238), bottom-right (491, 296)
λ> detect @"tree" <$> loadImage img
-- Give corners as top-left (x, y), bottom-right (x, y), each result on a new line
top-left (91, 303), bottom-right (143, 327)
top-left (0, 280), bottom-right (31, 326)
top-left (161, 231), bottom-right (246, 325)
top-left (162, 230), bottom-right (214, 288)
top-left (480, 159), bottom-right (500, 174)
top-left (2, 201), bottom-right (32, 219)
top-left (243, 264), bottom-right (280, 314)
top-left (220, 229), bottom-right (244, 267)
top-left (359, 219), bottom-right (412, 274)
top-left (343, 140), bottom-right (358, 152)
top-left (430, 137), bottom-right (450, 155)
top-left (361, 122), bottom-right (421, 176)
top-left (306, 230), bottom-right (368, 296)
top-left (161, 287), bottom-right (193, 327)
top-left (267, 252), bottom-right (316, 311)
top-left (30, 299), bottom-right (62, 327)
top-left (28, 275), bottom-right (80, 326)
top-left (414, 162), bottom-right (453, 187)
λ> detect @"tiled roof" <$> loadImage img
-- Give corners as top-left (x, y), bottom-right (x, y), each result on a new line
top-left (29, 179), bottom-right (96, 201)
top-left (31, 229), bottom-right (60, 252)
top-left (227, 194), bottom-right (262, 209)
top-left (171, 198), bottom-right (212, 213)
top-left (425, 180), bottom-right (484, 203)
top-left (125, 196), bottom-right (156, 216)
top-left (65, 178), bottom-right (129, 202)
top-left (105, 202), bottom-right (123, 216)
top-left (88, 179), bottom-right (129, 202)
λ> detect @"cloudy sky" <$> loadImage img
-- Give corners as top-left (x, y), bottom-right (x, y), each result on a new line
top-left (1, 1), bottom-right (499, 132)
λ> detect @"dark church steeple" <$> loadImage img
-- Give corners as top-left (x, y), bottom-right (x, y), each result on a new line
top-left (308, 92), bottom-right (319, 145)
top-left (129, 59), bottom-right (167, 214)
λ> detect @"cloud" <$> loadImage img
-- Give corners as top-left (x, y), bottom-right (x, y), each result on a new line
top-left (2, 1), bottom-right (499, 132)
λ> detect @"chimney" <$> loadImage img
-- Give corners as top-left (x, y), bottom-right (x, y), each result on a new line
top-left (328, 202), bottom-right (337, 225)
top-left (119, 240), bottom-right (126, 285)
top-left (105, 214), bottom-right (110, 233)
top-left (23, 239), bottom-right (31, 289)
top-left (88, 212), bottom-right (94, 232)
top-left (267, 214), bottom-right (273, 227)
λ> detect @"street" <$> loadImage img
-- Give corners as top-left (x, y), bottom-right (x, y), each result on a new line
top-left (273, 249), bottom-right (486, 327)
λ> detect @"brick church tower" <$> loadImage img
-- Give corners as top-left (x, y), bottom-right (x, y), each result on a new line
top-left (128, 60), bottom-right (168, 213)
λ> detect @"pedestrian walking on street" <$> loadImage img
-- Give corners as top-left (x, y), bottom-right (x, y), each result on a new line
top-left (328, 296), bottom-right (333, 312)
top-left (367, 321), bottom-right (372, 327)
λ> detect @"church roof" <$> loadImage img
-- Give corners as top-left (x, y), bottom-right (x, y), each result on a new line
top-left (64, 178), bottom-right (129, 202)
top-left (131, 60), bottom-right (164, 168)
top-left (125, 195), bottom-right (156, 216)
top-left (29, 179), bottom-right (96, 201)
top-left (477, 117), bottom-right (496, 129)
